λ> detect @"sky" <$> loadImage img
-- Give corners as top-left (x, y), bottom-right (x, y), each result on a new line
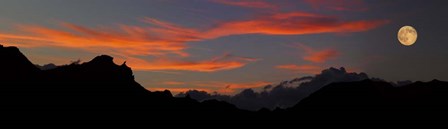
top-left (0, 0), bottom-right (447, 95)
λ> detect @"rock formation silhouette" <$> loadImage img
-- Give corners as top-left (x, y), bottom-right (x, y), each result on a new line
top-left (0, 45), bottom-right (244, 127)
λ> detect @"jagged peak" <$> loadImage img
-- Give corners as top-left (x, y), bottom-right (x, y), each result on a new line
top-left (120, 61), bottom-right (133, 70)
top-left (121, 61), bottom-right (127, 67)
top-left (88, 55), bottom-right (115, 65)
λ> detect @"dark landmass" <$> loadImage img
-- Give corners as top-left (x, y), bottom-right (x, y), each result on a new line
top-left (1, 45), bottom-right (448, 127)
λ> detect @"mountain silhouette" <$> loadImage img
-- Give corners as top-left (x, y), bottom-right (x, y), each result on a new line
top-left (1, 44), bottom-right (448, 127)
top-left (0, 45), bottom-right (246, 127)
top-left (293, 79), bottom-right (448, 108)
top-left (176, 67), bottom-right (371, 111)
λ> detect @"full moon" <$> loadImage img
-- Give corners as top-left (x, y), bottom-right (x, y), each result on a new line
top-left (398, 26), bottom-right (418, 46)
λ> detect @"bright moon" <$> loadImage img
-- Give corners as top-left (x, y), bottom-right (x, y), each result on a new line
top-left (398, 26), bottom-right (418, 46)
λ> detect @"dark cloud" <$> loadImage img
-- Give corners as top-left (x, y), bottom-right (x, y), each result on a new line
top-left (263, 85), bottom-right (273, 90)
top-left (289, 76), bottom-right (313, 83)
top-left (176, 67), bottom-right (371, 111)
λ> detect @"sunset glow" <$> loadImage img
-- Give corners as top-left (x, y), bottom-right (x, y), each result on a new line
top-left (1, 0), bottom-right (443, 95)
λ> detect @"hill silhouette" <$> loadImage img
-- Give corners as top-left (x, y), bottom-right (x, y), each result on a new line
top-left (287, 80), bottom-right (448, 126)
top-left (1, 45), bottom-right (448, 127)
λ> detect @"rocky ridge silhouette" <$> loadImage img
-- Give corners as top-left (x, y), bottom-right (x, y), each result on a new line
top-left (1, 45), bottom-right (448, 127)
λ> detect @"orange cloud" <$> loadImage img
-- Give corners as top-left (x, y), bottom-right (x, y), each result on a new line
top-left (276, 44), bottom-right (337, 74)
top-left (162, 81), bottom-right (186, 85)
top-left (0, 10), bottom-right (387, 73)
top-left (1, 22), bottom-right (193, 57)
top-left (140, 17), bottom-right (203, 43)
top-left (204, 12), bottom-right (389, 38)
top-left (0, 20), bottom-right (260, 72)
top-left (303, 49), bottom-right (339, 63)
top-left (212, 0), bottom-right (277, 9)
top-left (2, 13), bottom-right (389, 47)
top-left (297, 44), bottom-right (340, 63)
top-left (127, 53), bottom-right (258, 72)
top-left (276, 64), bottom-right (322, 74)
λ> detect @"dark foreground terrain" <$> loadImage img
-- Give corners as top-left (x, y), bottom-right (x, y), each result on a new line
top-left (1, 45), bottom-right (448, 128)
